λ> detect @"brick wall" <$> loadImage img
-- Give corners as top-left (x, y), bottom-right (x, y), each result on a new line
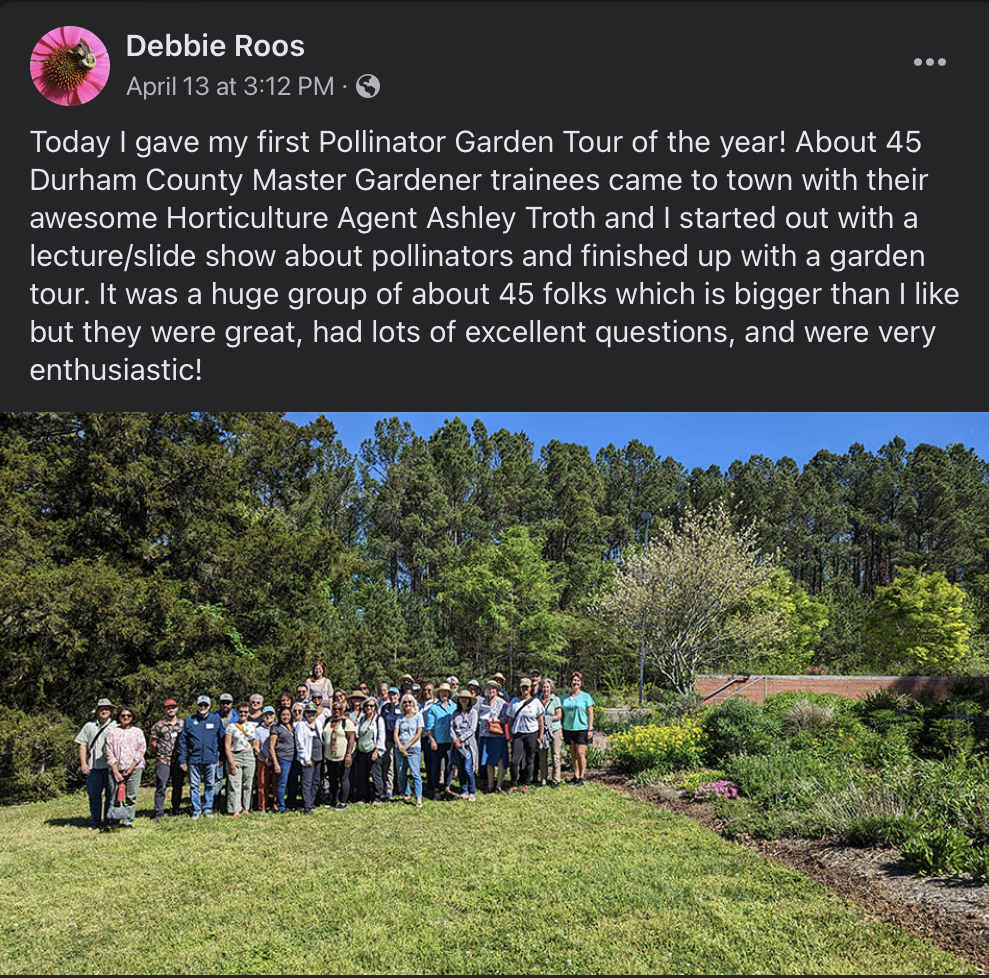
top-left (694, 674), bottom-right (988, 705)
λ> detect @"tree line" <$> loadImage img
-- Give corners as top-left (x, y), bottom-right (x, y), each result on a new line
top-left (2, 412), bottom-right (988, 737)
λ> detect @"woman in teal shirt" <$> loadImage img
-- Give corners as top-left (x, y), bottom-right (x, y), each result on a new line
top-left (560, 671), bottom-right (594, 786)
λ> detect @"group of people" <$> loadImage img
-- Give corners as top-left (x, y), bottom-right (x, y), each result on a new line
top-left (75, 663), bottom-right (596, 829)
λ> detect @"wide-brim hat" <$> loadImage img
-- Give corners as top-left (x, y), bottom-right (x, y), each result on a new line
top-left (456, 689), bottom-right (478, 706)
top-left (435, 682), bottom-right (454, 697)
top-left (96, 698), bottom-right (114, 709)
top-left (349, 690), bottom-right (366, 701)
top-left (492, 672), bottom-right (506, 684)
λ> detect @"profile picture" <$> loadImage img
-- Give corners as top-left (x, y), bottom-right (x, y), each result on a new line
top-left (30, 26), bottom-right (109, 105)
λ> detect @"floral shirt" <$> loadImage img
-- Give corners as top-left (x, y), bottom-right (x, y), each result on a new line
top-left (149, 717), bottom-right (184, 763)
top-left (105, 726), bottom-right (148, 772)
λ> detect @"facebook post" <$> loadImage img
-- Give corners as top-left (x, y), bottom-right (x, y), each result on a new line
top-left (3, 3), bottom-right (988, 975)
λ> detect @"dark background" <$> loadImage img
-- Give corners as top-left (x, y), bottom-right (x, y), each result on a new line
top-left (4, 2), bottom-right (984, 409)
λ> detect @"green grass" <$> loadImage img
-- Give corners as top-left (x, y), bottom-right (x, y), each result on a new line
top-left (0, 786), bottom-right (973, 975)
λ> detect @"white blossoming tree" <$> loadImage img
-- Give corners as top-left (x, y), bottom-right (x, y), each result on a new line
top-left (598, 505), bottom-right (785, 696)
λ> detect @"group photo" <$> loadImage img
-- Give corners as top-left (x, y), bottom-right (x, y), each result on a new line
top-left (3, 410), bottom-right (988, 975)
top-left (77, 665), bottom-right (596, 826)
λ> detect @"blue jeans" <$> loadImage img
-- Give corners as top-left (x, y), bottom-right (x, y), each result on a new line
top-left (187, 762), bottom-right (216, 815)
top-left (452, 745), bottom-right (475, 795)
top-left (286, 758), bottom-right (301, 810)
top-left (274, 758), bottom-right (292, 811)
top-left (396, 746), bottom-right (422, 800)
top-left (86, 768), bottom-right (111, 827)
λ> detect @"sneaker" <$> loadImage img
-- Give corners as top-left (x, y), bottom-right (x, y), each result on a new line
top-left (335, 804), bottom-right (348, 811)
top-left (152, 815), bottom-right (163, 823)
top-left (191, 813), bottom-right (200, 821)
top-left (415, 799), bottom-right (423, 809)
top-left (549, 781), bottom-right (559, 789)
top-left (508, 786), bottom-right (518, 794)
top-left (371, 800), bottom-right (382, 806)
top-left (576, 778), bottom-right (586, 786)
top-left (467, 794), bottom-right (476, 802)
top-left (520, 785), bottom-right (530, 794)
top-left (204, 811), bottom-right (214, 818)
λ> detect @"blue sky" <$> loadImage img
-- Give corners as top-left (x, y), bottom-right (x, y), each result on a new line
top-left (284, 412), bottom-right (989, 471)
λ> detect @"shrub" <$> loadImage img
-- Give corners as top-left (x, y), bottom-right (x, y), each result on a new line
top-left (716, 796), bottom-right (831, 841)
top-left (901, 827), bottom-right (974, 876)
top-left (701, 697), bottom-right (780, 763)
top-left (782, 698), bottom-right (836, 734)
top-left (763, 691), bottom-right (856, 727)
top-left (845, 814), bottom-right (922, 848)
top-left (964, 846), bottom-right (989, 886)
top-left (0, 709), bottom-right (79, 802)
top-left (787, 718), bottom-right (868, 762)
top-left (724, 748), bottom-right (847, 811)
top-left (861, 687), bottom-right (920, 712)
top-left (609, 716), bottom-right (706, 774)
top-left (857, 726), bottom-right (914, 772)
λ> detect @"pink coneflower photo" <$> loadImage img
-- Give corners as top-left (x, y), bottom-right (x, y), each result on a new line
top-left (31, 26), bottom-right (109, 105)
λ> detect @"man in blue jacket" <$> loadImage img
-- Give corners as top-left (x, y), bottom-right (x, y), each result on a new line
top-left (177, 695), bottom-right (224, 819)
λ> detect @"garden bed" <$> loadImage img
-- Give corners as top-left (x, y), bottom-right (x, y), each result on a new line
top-left (598, 772), bottom-right (989, 974)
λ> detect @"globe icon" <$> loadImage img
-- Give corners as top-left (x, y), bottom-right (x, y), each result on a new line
top-left (357, 74), bottom-right (379, 98)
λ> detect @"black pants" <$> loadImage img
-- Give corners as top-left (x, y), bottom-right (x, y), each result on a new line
top-left (354, 750), bottom-right (383, 802)
top-left (510, 731), bottom-right (538, 787)
top-left (325, 759), bottom-right (351, 807)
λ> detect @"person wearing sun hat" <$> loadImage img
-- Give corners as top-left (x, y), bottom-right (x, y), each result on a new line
top-left (448, 688), bottom-right (479, 800)
top-left (425, 682), bottom-right (457, 800)
top-left (347, 689), bottom-right (366, 726)
top-left (75, 697), bottom-right (118, 829)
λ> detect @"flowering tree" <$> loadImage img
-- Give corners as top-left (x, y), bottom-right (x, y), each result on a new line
top-left (598, 505), bottom-right (784, 695)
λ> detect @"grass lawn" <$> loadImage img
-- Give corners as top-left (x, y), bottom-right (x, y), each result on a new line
top-left (0, 783), bottom-right (973, 975)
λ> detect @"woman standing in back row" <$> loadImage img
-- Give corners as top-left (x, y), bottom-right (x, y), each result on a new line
top-left (560, 672), bottom-right (594, 786)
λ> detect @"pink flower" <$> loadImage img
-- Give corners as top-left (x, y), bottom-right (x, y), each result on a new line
top-left (30, 26), bottom-right (109, 106)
